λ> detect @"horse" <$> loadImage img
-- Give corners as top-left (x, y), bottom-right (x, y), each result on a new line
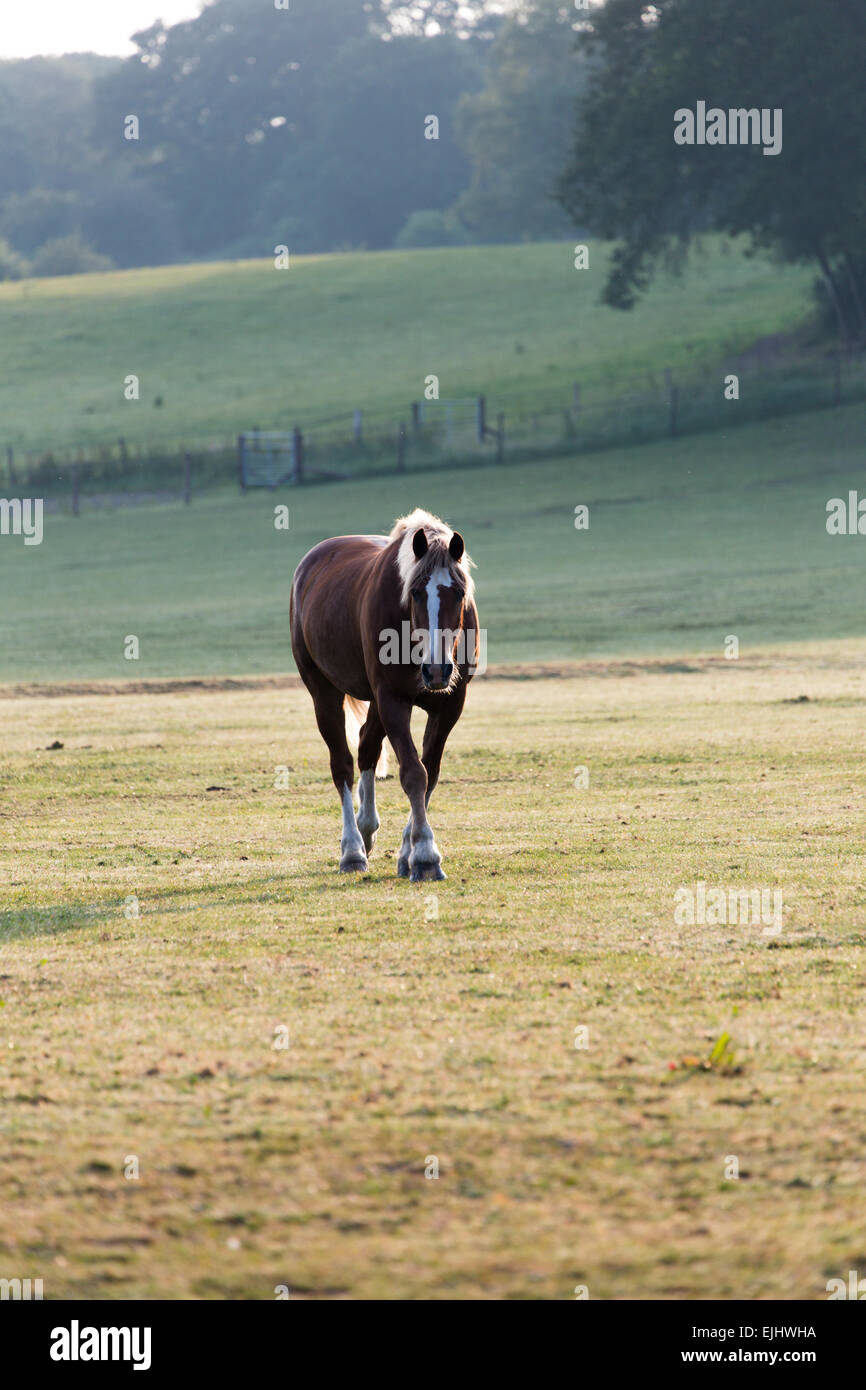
top-left (290, 508), bottom-right (480, 881)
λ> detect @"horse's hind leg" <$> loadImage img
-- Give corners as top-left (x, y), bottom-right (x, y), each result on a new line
top-left (356, 703), bottom-right (386, 855)
top-left (303, 669), bottom-right (367, 873)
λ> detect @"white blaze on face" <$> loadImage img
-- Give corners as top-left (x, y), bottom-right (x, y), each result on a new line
top-left (425, 566), bottom-right (452, 666)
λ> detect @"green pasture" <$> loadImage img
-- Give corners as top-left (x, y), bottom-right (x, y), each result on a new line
top-left (1, 401), bottom-right (865, 685)
top-left (0, 238), bottom-right (814, 456)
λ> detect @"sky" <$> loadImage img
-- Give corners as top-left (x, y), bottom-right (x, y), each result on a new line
top-left (0, 1), bottom-right (205, 59)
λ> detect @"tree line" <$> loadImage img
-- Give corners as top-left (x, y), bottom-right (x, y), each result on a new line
top-left (0, 0), bottom-right (582, 277)
top-left (1, 0), bottom-right (863, 345)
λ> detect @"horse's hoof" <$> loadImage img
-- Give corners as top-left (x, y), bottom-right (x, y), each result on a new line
top-left (396, 860), bottom-right (410, 878)
top-left (359, 828), bottom-right (378, 855)
top-left (410, 862), bottom-right (446, 883)
top-left (340, 855), bottom-right (368, 874)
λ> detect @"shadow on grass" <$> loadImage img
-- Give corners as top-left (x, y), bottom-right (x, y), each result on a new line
top-left (0, 901), bottom-right (121, 944)
top-left (0, 861), bottom-right (442, 944)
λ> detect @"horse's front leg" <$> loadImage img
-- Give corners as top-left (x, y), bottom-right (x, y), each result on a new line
top-left (396, 692), bottom-right (465, 881)
top-left (376, 694), bottom-right (443, 882)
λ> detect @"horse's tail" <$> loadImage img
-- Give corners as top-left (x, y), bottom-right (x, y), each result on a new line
top-left (344, 696), bottom-right (390, 779)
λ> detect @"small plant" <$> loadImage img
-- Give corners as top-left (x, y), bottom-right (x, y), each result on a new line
top-left (668, 1030), bottom-right (740, 1077)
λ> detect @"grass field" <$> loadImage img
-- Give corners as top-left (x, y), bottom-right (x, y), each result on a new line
top-left (2, 400), bottom-right (865, 684)
top-left (0, 238), bottom-right (814, 454)
top-left (3, 328), bottom-right (866, 1297)
top-left (2, 648), bottom-right (865, 1299)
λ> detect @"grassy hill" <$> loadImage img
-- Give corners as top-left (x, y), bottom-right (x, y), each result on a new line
top-left (0, 239), bottom-right (815, 456)
top-left (2, 400), bottom-right (865, 684)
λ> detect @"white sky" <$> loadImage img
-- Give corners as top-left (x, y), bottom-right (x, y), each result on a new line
top-left (0, 1), bottom-right (206, 59)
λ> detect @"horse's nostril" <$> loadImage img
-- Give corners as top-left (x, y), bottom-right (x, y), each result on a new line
top-left (422, 661), bottom-right (451, 687)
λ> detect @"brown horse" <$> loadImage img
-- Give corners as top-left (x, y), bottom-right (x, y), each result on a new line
top-left (290, 508), bottom-right (480, 880)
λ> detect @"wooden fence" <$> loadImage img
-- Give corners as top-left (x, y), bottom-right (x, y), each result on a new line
top-left (5, 347), bottom-right (865, 510)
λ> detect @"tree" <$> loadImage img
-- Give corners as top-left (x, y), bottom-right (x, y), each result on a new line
top-left (78, 176), bottom-right (181, 268)
top-left (557, 0), bottom-right (866, 343)
top-left (92, 0), bottom-right (385, 256)
top-left (454, 0), bottom-right (589, 242)
top-left (394, 208), bottom-right (470, 247)
top-left (0, 55), bottom-right (118, 192)
top-left (0, 237), bottom-right (30, 281)
top-left (0, 189), bottom-right (80, 253)
top-left (280, 32), bottom-right (484, 252)
top-left (383, 1), bottom-right (505, 38)
top-left (30, 235), bottom-right (114, 278)
top-left (91, 0), bottom-right (486, 258)
top-left (0, 93), bottom-right (35, 201)
top-left (0, 54), bottom-right (179, 267)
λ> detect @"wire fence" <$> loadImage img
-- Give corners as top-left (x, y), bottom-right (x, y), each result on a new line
top-left (5, 344), bottom-right (866, 510)
top-left (239, 346), bottom-right (866, 486)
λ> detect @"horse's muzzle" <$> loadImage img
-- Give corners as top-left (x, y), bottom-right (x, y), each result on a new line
top-left (421, 661), bottom-right (453, 691)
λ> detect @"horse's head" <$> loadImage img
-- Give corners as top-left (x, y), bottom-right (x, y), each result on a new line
top-left (409, 526), bottom-right (467, 693)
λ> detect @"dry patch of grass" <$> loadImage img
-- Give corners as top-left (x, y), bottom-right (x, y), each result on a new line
top-left (1, 647), bottom-right (865, 1299)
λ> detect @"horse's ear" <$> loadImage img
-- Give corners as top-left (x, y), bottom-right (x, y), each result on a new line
top-left (449, 531), bottom-right (465, 562)
top-left (412, 527), bottom-right (428, 559)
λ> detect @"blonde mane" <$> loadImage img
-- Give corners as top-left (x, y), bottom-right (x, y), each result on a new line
top-left (389, 508), bottom-right (475, 607)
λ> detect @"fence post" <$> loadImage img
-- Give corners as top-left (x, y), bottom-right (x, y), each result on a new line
top-left (183, 451), bottom-right (192, 505)
top-left (477, 396), bottom-right (486, 443)
top-left (669, 384), bottom-right (679, 438)
top-left (6, 446), bottom-right (16, 487)
top-left (71, 464), bottom-right (80, 516)
top-left (411, 401), bottom-right (421, 434)
top-left (118, 437), bottom-right (128, 464)
top-left (292, 427), bottom-right (304, 483)
top-left (353, 409), bottom-right (363, 445)
top-left (496, 413), bottom-right (505, 465)
top-left (237, 435), bottom-right (246, 492)
top-left (397, 422), bottom-right (407, 473)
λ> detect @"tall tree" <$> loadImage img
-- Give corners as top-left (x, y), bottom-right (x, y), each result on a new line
top-left (92, 0), bottom-right (383, 254)
top-left (557, 0), bottom-right (866, 342)
top-left (279, 32), bottom-right (484, 252)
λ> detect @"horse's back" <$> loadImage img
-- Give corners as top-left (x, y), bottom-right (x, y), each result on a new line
top-left (291, 534), bottom-right (390, 696)
top-left (294, 532), bottom-right (384, 578)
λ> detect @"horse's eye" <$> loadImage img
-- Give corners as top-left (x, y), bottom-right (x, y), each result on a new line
top-left (411, 588), bottom-right (423, 602)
